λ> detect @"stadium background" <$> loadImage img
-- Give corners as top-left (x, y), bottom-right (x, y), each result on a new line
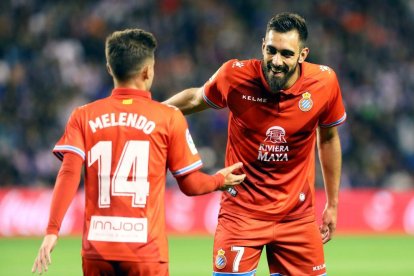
top-left (0, 0), bottom-right (414, 275)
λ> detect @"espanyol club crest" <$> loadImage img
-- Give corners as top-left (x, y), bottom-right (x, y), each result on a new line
top-left (299, 92), bottom-right (313, 112)
top-left (215, 249), bottom-right (227, 269)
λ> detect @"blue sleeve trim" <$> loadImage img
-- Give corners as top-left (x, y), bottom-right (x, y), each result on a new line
top-left (53, 145), bottom-right (85, 161)
top-left (202, 87), bottom-right (223, 109)
top-left (171, 160), bottom-right (203, 176)
top-left (319, 112), bottom-right (347, 128)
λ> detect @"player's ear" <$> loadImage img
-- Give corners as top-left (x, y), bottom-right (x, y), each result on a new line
top-left (141, 62), bottom-right (155, 90)
top-left (298, 47), bottom-right (309, 63)
top-left (261, 37), bottom-right (266, 53)
top-left (142, 64), bottom-right (151, 81)
top-left (106, 63), bottom-right (113, 77)
top-left (142, 59), bottom-right (155, 81)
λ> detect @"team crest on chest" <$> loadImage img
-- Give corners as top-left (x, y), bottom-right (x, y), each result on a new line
top-left (215, 249), bottom-right (227, 269)
top-left (299, 92), bottom-right (313, 112)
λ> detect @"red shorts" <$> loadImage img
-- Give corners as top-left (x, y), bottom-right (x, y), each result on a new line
top-left (212, 213), bottom-right (326, 276)
top-left (82, 258), bottom-right (169, 276)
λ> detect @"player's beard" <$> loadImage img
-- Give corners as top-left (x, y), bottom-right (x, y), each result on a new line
top-left (262, 60), bottom-right (298, 94)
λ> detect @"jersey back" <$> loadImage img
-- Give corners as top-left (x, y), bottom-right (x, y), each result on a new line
top-left (53, 88), bottom-right (202, 262)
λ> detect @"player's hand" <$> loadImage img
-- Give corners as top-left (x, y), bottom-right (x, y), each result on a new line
top-left (32, 234), bottom-right (58, 274)
top-left (320, 204), bottom-right (337, 244)
top-left (216, 162), bottom-right (246, 190)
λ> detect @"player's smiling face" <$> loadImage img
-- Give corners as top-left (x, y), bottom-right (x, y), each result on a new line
top-left (261, 30), bottom-right (309, 94)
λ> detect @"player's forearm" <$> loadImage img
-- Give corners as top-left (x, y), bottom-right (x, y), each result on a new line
top-left (46, 153), bottom-right (82, 235)
top-left (176, 170), bottom-right (224, 196)
top-left (163, 87), bottom-right (208, 115)
top-left (317, 127), bottom-right (342, 208)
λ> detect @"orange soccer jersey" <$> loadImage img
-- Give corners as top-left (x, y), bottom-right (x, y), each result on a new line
top-left (203, 59), bottom-right (346, 221)
top-left (52, 88), bottom-right (202, 262)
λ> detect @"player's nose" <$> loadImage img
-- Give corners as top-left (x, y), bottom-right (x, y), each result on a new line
top-left (271, 53), bottom-right (283, 66)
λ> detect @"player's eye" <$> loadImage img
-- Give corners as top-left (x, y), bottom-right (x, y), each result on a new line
top-left (266, 46), bottom-right (276, 55)
top-left (281, 50), bottom-right (294, 57)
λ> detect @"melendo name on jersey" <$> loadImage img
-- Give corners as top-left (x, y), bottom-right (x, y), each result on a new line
top-left (89, 112), bottom-right (156, 134)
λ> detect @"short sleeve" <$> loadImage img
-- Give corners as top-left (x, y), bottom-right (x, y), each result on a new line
top-left (319, 71), bottom-right (347, 128)
top-left (53, 108), bottom-right (86, 161)
top-left (167, 109), bottom-right (203, 177)
top-left (202, 60), bottom-right (236, 109)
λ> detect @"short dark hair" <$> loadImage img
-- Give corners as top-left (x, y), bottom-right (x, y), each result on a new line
top-left (266, 13), bottom-right (308, 46)
top-left (105, 29), bottom-right (157, 82)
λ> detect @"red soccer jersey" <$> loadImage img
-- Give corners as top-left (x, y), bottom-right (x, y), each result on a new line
top-left (53, 88), bottom-right (202, 262)
top-left (203, 59), bottom-right (346, 221)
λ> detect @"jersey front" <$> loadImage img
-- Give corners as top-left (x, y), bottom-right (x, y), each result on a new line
top-left (53, 88), bottom-right (202, 262)
top-left (203, 59), bottom-right (346, 221)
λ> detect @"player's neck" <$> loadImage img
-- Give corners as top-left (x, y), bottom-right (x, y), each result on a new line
top-left (113, 79), bottom-right (149, 91)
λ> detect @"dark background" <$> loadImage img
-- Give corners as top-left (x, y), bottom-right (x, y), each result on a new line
top-left (1, 0), bottom-right (413, 189)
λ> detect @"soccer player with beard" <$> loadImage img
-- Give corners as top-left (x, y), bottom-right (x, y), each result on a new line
top-left (164, 13), bottom-right (346, 275)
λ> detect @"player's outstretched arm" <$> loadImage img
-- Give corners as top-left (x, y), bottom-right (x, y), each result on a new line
top-left (176, 162), bottom-right (245, 196)
top-left (163, 87), bottom-right (210, 115)
top-left (32, 234), bottom-right (58, 274)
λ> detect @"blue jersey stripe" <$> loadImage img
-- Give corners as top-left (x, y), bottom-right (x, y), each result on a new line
top-left (53, 145), bottom-right (85, 160)
top-left (319, 112), bottom-right (347, 128)
top-left (171, 160), bottom-right (203, 176)
top-left (202, 88), bottom-right (222, 109)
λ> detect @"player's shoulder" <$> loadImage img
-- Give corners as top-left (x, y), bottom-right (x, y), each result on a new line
top-left (149, 100), bottom-right (186, 123)
top-left (303, 62), bottom-right (338, 80)
top-left (218, 58), bottom-right (260, 80)
top-left (155, 100), bottom-right (181, 114)
top-left (153, 102), bottom-right (187, 130)
top-left (302, 62), bottom-right (339, 88)
top-left (221, 58), bottom-right (258, 70)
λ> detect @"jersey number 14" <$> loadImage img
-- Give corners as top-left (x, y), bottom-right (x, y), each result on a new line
top-left (88, 140), bottom-right (150, 208)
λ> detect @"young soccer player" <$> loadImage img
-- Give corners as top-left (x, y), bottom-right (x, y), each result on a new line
top-left (32, 28), bottom-right (245, 276)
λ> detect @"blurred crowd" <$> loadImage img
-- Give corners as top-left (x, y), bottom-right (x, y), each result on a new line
top-left (1, 0), bottom-right (413, 189)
